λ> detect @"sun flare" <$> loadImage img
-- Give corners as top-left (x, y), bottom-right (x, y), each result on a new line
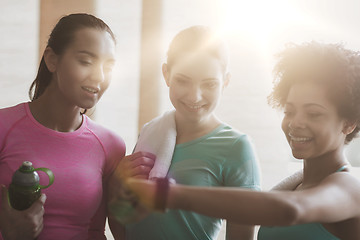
top-left (217, 0), bottom-right (309, 49)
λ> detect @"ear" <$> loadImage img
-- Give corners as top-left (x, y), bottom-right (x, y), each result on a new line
top-left (162, 63), bottom-right (170, 87)
top-left (43, 47), bottom-right (58, 73)
top-left (222, 72), bottom-right (231, 91)
top-left (342, 120), bottom-right (357, 135)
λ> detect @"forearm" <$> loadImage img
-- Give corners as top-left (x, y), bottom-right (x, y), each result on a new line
top-left (168, 185), bottom-right (299, 226)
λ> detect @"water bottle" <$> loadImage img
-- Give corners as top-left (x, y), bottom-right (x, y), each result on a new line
top-left (8, 161), bottom-right (54, 210)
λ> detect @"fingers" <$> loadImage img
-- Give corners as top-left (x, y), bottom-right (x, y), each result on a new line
top-left (130, 155), bottom-right (155, 169)
top-left (27, 194), bottom-right (46, 215)
top-left (130, 165), bottom-right (152, 177)
top-left (34, 216), bottom-right (44, 237)
top-left (26, 194), bottom-right (46, 237)
top-left (39, 194), bottom-right (47, 205)
top-left (0, 186), bottom-right (45, 239)
top-left (133, 175), bottom-right (149, 180)
top-left (117, 152), bottom-right (156, 179)
top-left (129, 151), bottom-right (156, 162)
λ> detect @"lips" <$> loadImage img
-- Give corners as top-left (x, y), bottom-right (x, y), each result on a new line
top-left (186, 104), bottom-right (202, 109)
top-left (82, 86), bottom-right (99, 94)
top-left (289, 133), bottom-right (313, 142)
top-left (183, 102), bottom-right (204, 112)
top-left (288, 133), bottom-right (313, 152)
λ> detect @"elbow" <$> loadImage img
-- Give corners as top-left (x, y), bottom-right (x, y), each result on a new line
top-left (278, 197), bottom-right (304, 226)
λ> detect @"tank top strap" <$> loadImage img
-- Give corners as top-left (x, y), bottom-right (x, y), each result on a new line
top-left (336, 165), bottom-right (349, 172)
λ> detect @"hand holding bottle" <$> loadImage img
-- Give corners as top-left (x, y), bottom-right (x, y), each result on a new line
top-left (0, 185), bottom-right (46, 240)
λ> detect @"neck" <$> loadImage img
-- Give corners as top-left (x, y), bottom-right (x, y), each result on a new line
top-left (29, 87), bottom-right (83, 132)
top-left (175, 112), bottom-right (221, 144)
top-left (302, 147), bottom-right (349, 187)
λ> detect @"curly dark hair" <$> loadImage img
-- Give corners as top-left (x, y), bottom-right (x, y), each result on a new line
top-left (268, 41), bottom-right (360, 143)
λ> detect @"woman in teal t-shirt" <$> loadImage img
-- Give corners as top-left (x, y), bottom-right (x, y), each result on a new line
top-left (127, 42), bottom-right (360, 240)
top-left (125, 26), bottom-right (261, 240)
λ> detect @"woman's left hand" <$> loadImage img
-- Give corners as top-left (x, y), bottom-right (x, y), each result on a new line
top-left (113, 152), bottom-right (156, 180)
top-left (107, 153), bottom-right (156, 224)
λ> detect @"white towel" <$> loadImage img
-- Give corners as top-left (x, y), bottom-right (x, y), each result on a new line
top-left (134, 110), bottom-right (177, 179)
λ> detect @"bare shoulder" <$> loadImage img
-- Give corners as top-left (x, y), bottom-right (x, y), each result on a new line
top-left (321, 171), bottom-right (360, 198)
top-left (291, 171), bottom-right (360, 223)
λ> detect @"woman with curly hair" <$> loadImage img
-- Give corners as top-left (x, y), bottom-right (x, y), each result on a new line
top-left (126, 42), bottom-right (360, 240)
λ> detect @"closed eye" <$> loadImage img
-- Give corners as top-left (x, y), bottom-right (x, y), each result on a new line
top-left (284, 110), bottom-right (294, 117)
top-left (204, 82), bottom-right (218, 89)
top-left (307, 112), bottom-right (322, 118)
top-left (80, 60), bottom-right (92, 65)
top-left (175, 78), bottom-right (188, 84)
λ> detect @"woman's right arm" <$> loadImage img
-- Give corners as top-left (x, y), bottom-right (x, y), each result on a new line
top-left (168, 172), bottom-right (360, 226)
top-left (127, 172), bottom-right (360, 226)
top-left (0, 185), bottom-right (46, 240)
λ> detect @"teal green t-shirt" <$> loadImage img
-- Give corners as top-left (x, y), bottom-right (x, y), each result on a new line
top-left (126, 124), bottom-right (261, 240)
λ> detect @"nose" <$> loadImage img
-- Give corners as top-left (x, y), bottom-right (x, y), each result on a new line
top-left (187, 85), bottom-right (202, 103)
top-left (288, 113), bottom-right (306, 130)
top-left (93, 65), bottom-right (106, 83)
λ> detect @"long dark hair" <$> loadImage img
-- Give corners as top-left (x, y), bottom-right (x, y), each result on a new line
top-left (29, 13), bottom-right (116, 101)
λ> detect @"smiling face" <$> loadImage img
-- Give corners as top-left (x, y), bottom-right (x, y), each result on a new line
top-left (281, 82), bottom-right (349, 160)
top-left (50, 28), bottom-right (116, 109)
top-left (164, 52), bottom-right (228, 123)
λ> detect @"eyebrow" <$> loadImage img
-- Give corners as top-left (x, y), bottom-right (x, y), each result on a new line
top-left (285, 102), bottom-right (328, 110)
top-left (202, 78), bottom-right (219, 82)
top-left (174, 73), bottom-right (191, 79)
top-left (77, 50), bottom-right (116, 63)
top-left (174, 74), bottom-right (219, 82)
top-left (77, 50), bottom-right (97, 58)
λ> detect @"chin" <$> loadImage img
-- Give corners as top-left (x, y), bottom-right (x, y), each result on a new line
top-left (78, 102), bottom-right (92, 108)
top-left (79, 100), bottom-right (98, 109)
top-left (291, 151), bottom-right (307, 160)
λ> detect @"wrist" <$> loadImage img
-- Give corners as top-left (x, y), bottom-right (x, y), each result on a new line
top-left (167, 184), bottom-right (177, 209)
top-left (167, 184), bottom-right (188, 210)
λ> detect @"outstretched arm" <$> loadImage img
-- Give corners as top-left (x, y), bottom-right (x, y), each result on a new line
top-left (127, 173), bottom-right (360, 226)
top-left (169, 173), bottom-right (360, 225)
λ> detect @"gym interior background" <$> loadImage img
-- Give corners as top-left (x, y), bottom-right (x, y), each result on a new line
top-left (1, 0), bottom-right (360, 239)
